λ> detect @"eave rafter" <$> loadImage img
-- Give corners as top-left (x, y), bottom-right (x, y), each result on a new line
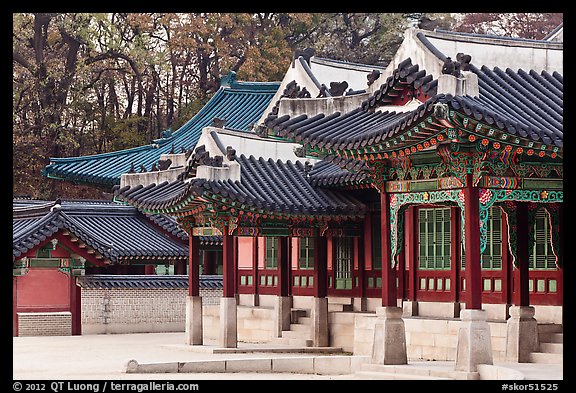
top-left (171, 188), bottom-right (364, 235)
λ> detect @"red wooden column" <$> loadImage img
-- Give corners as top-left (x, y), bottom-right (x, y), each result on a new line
top-left (455, 176), bottom-right (494, 371)
top-left (504, 202), bottom-right (538, 362)
top-left (501, 213), bottom-right (512, 304)
top-left (463, 174), bottom-right (482, 310)
top-left (220, 225), bottom-right (238, 347)
top-left (373, 186), bottom-right (407, 365)
top-left (313, 235), bottom-right (328, 298)
top-left (185, 230), bottom-right (203, 345)
top-left (70, 275), bottom-right (82, 335)
top-left (274, 236), bottom-right (291, 337)
top-left (175, 259), bottom-right (186, 275)
top-left (222, 228), bottom-right (235, 297)
top-left (278, 237), bottom-right (290, 297)
top-left (144, 265), bottom-right (155, 275)
top-left (252, 238), bottom-right (259, 301)
top-left (515, 202), bottom-right (530, 307)
top-left (380, 188), bottom-right (396, 307)
top-left (405, 206), bottom-right (417, 302)
top-left (312, 234), bottom-right (329, 346)
top-left (188, 235), bottom-right (200, 297)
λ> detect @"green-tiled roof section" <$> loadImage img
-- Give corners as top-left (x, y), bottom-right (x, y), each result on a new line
top-left (42, 79), bottom-right (280, 188)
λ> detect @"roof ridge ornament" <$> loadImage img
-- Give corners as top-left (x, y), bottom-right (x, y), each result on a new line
top-left (220, 71), bottom-right (237, 87)
top-left (212, 117), bottom-right (227, 128)
top-left (433, 102), bottom-right (449, 120)
top-left (293, 47), bottom-right (315, 66)
top-left (367, 70), bottom-right (381, 86)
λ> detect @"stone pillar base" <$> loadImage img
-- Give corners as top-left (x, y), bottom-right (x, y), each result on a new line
top-left (455, 309), bottom-right (493, 372)
top-left (219, 297), bottom-right (237, 348)
top-left (311, 297), bottom-right (329, 347)
top-left (274, 296), bottom-right (292, 337)
top-left (184, 296), bottom-right (203, 345)
top-left (353, 297), bottom-right (367, 312)
top-left (372, 306), bottom-right (407, 365)
top-left (506, 306), bottom-right (539, 362)
top-left (402, 300), bottom-right (418, 317)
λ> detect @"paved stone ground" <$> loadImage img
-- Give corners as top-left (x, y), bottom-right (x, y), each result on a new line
top-left (13, 332), bottom-right (564, 382)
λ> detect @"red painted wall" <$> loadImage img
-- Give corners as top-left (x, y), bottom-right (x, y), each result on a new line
top-left (15, 268), bottom-right (71, 311)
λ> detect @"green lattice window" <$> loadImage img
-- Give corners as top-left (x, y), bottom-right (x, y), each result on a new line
top-left (461, 206), bottom-right (503, 270)
top-left (299, 237), bottom-right (315, 269)
top-left (483, 206), bottom-right (503, 269)
top-left (372, 214), bottom-right (382, 270)
top-left (418, 207), bottom-right (451, 270)
top-left (334, 237), bottom-right (353, 289)
top-left (265, 237), bottom-right (279, 269)
top-left (155, 264), bottom-right (175, 275)
top-left (529, 208), bottom-right (556, 270)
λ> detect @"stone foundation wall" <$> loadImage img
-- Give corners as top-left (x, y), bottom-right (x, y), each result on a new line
top-left (17, 312), bottom-right (71, 336)
top-left (353, 313), bottom-right (509, 361)
top-left (81, 287), bottom-right (222, 334)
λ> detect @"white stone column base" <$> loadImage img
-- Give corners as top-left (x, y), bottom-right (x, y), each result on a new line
top-left (455, 309), bottom-right (493, 372)
top-left (311, 297), bottom-right (329, 347)
top-left (184, 296), bottom-right (203, 345)
top-left (371, 306), bottom-right (407, 365)
top-left (219, 297), bottom-right (237, 348)
top-left (402, 300), bottom-right (418, 317)
top-left (274, 296), bottom-right (292, 337)
top-left (506, 306), bottom-right (539, 362)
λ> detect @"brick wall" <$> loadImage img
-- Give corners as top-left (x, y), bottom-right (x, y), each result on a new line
top-left (81, 287), bottom-right (222, 334)
top-left (17, 312), bottom-right (71, 336)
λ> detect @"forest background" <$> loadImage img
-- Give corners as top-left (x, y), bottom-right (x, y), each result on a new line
top-left (12, 12), bottom-right (562, 200)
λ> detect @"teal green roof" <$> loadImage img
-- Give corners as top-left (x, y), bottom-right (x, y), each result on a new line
top-left (42, 78), bottom-right (280, 188)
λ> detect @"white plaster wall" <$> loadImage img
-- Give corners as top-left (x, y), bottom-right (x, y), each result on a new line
top-left (427, 34), bottom-right (563, 74)
top-left (309, 57), bottom-right (383, 91)
top-left (120, 167), bottom-right (183, 189)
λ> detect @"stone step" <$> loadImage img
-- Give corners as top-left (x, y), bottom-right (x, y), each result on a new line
top-left (297, 316), bottom-right (312, 325)
top-left (359, 363), bottom-right (455, 380)
top-left (329, 297), bottom-right (354, 305)
top-left (290, 308), bottom-right (308, 323)
top-left (354, 371), bottom-right (452, 380)
top-left (272, 336), bottom-right (313, 347)
top-left (288, 323), bottom-right (312, 334)
top-left (281, 329), bottom-right (312, 340)
top-left (539, 332), bottom-right (563, 344)
top-left (537, 324), bottom-right (563, 334)
top-left (528, 352), bottom-right (563, 364)
top-left (328, 303), bottom-right (354, 312)
top-left (540, 342), bottom-right (563, 354)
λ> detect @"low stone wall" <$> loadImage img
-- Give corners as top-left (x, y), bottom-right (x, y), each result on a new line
top-left (353, 313), bottom-right (508, 361)
top-left (201, 304), bottom-right (276, 343)
top-left (17, 312), bottom-right (72, 337)
top-left (81, 287), bottom-right (222, 335)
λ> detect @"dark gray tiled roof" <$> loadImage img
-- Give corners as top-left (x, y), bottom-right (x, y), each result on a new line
top-left (308, 158), bottom-right (368, 187)
top-left (13, 199), bottom-right (188, 262)
top-left (76, 274), bottom-right (223, 289)
top-left (360, 57), bottom-right (437, 109)
top-left (114, 154), bottom-right (367, 216)
top-left (264, 60), bottom-right (563, 151)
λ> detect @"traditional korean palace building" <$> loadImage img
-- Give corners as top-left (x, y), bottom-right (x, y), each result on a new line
top-left (29, 26), bottom-right (563, 372)
top-left (12, 198), bottom-right (221, 336)
top-left (112, 27), bottom-right (563, 371)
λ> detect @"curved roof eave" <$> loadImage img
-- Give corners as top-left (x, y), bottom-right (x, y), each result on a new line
top-left (41, 81), bottom-right (280, 186)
